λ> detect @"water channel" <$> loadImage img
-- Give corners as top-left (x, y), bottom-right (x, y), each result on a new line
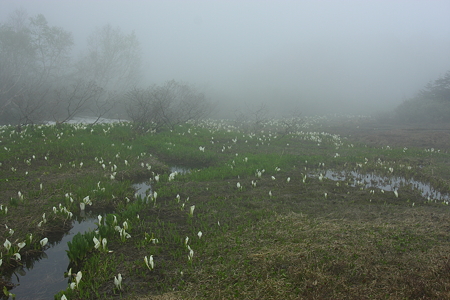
top-left (7, 217), bottom-right (98, 299)
top-left (6, 166), bottom-right (448, 298)
top-left (5, 167), bottom-right (186, 298)
top-left (320, 169), bottom-right (450, 202)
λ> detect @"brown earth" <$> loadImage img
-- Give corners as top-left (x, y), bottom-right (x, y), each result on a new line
top-left (322, 119), bottom-right (450, 151)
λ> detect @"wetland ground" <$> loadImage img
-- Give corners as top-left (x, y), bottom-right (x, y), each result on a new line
top-left (1, 116), bottom-right (450, 299)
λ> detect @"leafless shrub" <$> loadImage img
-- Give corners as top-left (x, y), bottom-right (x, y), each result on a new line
top-left (126, 80), bottom-right (212, 133)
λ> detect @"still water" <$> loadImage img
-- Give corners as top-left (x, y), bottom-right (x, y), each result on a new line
top-left (8, 218), bottom-right (97, 299)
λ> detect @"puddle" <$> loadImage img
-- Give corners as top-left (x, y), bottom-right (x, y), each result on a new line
top-left (5, 167), bottom-right (191, 298)
top-left (134, 181), bottom-right (152, 199)
top-left (6, 217), bottom-right (98, 299)
top-left (316, 170), bottom-right (450, 202)
top-left (133, 166), bottom-right (190, 199)
top-left (170, 166), bottom-right (190, 174)
top-left (8, 165), bottom-right (445, 298)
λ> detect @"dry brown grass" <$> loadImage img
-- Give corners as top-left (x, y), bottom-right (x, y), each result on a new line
top-left (172, 206), bottom-right (450, 299)
top-left (131, 292), bottom-right (183, 300)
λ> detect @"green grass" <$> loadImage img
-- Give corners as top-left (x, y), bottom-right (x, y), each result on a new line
top-left (1, 118), bottom-right (450, 299)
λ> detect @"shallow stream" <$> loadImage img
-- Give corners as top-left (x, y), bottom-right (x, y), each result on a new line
top-left (7, 217), bottom-right (98, 299)
top-left (320, 169), bottom-right (450, 202)
top-left (7, 166), bottom-right (448, 298)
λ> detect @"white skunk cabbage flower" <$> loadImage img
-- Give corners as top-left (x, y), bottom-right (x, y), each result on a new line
top-left (114, 273), bottom-right (122, 290)
top-left (76, 271), bottom-right (82, 286)
top-left (17, 241), bottom-right (26, 250)
top-left (93, 237), bottom-right (100, 249)
top-left (4, 239), bottom-right (11, 251)
top-left (40, 237), bottom-right (48, 247)
top-left (144, 255), bottom-right (154, 270)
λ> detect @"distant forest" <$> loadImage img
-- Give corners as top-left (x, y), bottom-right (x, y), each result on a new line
top-left (395, 70), bottom-right (450, 123)
top-left (0, 9), bottom-right (212, 130)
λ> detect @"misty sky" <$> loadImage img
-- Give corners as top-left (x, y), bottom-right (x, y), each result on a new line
top-left (1, 0), bottom-right (450, 116)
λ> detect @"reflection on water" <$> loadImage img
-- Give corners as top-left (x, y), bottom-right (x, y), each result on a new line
top-left (45, 116), bottom-right (125, 125)
top-left (319, 170), bottom-right (450, 201)
top-left (7, 166), bottom-right (445, 298)
top-left (133, 181), bottom-right (152, 199)
top-left (8, 217), bottom-right (98, 299)
top-left (133, 166), bottom-right (189, 200)
top-left (170, 166), bottom-right (190, 174)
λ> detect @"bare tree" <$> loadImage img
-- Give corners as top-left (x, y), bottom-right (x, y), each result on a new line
top-left (126, 81), bottom-right (213, 133)
top-left (13, 83), bottom-right (52, 124)
top-left (233, 102), bottom-right (269, 133)
top-left (7, 7), bottom-right (28, 31)
top-left (29, 14), bottom-right (73, 81)
top-left (249, 102), bottom-right (269, 132)
top-left (126, 87), bottom-right (161, 133)
top-left (89, 91), bottom-right (118, 124)
top-left (0, 19), bottom-right (34, 123)
top-left (1, 11), bottom-right (143, 125)
top-left (279, 109), bottom-right (304, 136)
top-left (77, 24), bottom-right (142, 93)
top-left (0, 11), bottom-right (73, 125)
top-left (49, 80), bottom-right (104, 124)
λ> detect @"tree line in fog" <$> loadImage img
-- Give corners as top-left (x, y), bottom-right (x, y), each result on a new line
top-left (0, 9), bottom-right (212, 131)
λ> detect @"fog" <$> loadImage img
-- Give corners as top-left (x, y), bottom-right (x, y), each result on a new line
top-left (2, 0), bottom-right (450, 117)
